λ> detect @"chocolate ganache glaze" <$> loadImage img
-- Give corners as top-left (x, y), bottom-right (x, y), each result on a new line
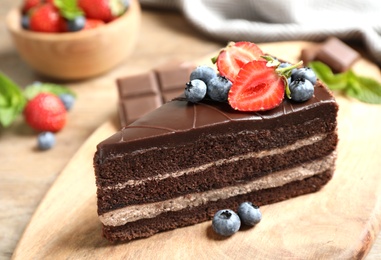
top-left (96, 81), bottom-right (337, 158)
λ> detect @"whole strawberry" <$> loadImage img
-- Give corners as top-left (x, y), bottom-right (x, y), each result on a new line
top-left (29, 3), bottom-right (63, 32)
top-left (78, 0), bottom-right (128, 22)
top-left (24, 92), bottom-right (67, 132)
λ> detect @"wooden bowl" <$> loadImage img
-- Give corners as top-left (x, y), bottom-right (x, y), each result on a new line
top-left (6, 0), bottom-right (141, 80)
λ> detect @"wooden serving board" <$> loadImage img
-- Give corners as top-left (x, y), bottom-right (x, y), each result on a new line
top-left (12, 42), bottom-right (381, 259)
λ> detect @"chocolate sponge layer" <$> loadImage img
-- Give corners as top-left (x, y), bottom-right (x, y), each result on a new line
top-left (97, 132), bottom-right (337, 213)
top-left (102, 168), bottom-right (334, 242)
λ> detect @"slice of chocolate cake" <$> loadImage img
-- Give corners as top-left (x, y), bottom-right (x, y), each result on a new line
top-left (94, 79), bottom-right (338, 242)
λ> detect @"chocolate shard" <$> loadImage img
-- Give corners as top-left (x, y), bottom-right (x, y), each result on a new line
top-left (154, 60), bottom-right (195, 102)
top-left (315, 37), bottom-right (360, 72)
top-left (301, 44), bottom-right (321, 65)
top-left (116, 60), bottom-right (195, 127)
top-left (117, 71), bottom-right (163, 126)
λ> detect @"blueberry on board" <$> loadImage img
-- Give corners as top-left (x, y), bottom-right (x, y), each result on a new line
top-left (21, 15), bottom-right (29, 29)
top-left (37, 132), bottom-right (56, 150)
top-left (212, 209), bottom-right (241, 236)
top-left (207, 75), bottom-right (232, 102)
top-left (291, 67), bottom-right (317, 85)
top-left (237, 202), bottom-right (262, 226)
top-left (59, 93), bottom-right (75, 111)
top-left (190, 66), bottom-right (217, 84)
top-left (67, 16), bottom-right (86, 32)
top-left (289, 78), bottom-right (314, 102)
top-left (184, 79), bottom-right (207, 103)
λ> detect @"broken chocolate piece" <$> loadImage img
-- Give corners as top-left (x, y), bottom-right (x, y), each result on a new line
top-left (316, 37), bottom-right (360, 72)
top-left (154, 60), bottom-right (195, 102)
top-left (301, 44), bottom-right (321, 65)
top-left (116, 60), bottom-right (195, 127)
top-left (117, 71), bottom-right (162, 126)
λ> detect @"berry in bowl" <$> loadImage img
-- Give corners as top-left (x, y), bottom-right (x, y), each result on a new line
top-left (6, 0), bottom-right (141, 80)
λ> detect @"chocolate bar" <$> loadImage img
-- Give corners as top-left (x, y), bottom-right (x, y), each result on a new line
top-left (117, 60), bottom-right (195, 126)
top-left (301, 37), bottom-right (360, 72)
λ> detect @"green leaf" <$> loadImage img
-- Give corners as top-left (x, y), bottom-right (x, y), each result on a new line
top-left (308, 61), bottom-right (347, 90)
top-left (0, 72), bottom-right (27, 127)
top-left (309, 61), bottom-right (381, 104)
top-left (347, 75), bottom-right (381, 104)
top-left (54, 0), bottom-right (83, 20)
top-left (24, 82), bottom-right (76, 100)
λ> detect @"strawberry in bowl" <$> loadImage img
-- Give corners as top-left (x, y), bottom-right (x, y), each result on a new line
top-left (6, 0), bottom-right (141, 80)
top-left (21, 0), bottom-right (130, 33)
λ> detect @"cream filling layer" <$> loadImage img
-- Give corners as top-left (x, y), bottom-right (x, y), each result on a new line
top-left (100, 152), bottom-right (336, 227)
top-left (106, 133), bottom-right (328, 190)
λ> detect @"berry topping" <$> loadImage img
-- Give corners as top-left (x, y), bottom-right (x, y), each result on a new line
top-left (78, 0), bottom-right (128, 23)
top-left (23, 92), bottom-right (67, 132)
top-left (29, 3), bottom-right (63, 33)
top-left (291, 67), bottom-right (317, 85)
top-left (207, 75), bottom-right (232, 102)
top-left (83, 18), bottom-right (105, 30)
top-left (237, 202), bottom-right (262, 226)
top-left (21, 15), bottom-right (30, 29)
top-left (184, 79), bottom-right (207, 103)
top-left (212, 209), bottom-right (241, 236)
top-left (67, 15), bottom-right (86, 32)
top-left (21, 0), bottom-right (41, 14)
top-left (228, 60), bottom-right (285, 112)
top-left (213, 41), bottom-right (265, 82)
top-left (59, 93), bottom-right (75, 111)
top-left (190, 65), bottom-right (217, 84)
top-left (289, 78), bottom-right (315, 102)
top-left (37, 131), bottom-right (56, 150)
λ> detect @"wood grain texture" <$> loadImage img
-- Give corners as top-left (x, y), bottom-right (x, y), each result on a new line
top-left (11, 42), bottom-right (381, 259)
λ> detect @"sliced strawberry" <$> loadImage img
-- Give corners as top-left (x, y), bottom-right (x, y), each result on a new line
top-left (215, 41), bottom-right (265, 82)
top-left (228, 60), bottom-right (285, 112)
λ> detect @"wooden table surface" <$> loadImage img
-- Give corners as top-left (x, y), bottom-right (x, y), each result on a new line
top-left (0, 1), bottom-right (380, 259)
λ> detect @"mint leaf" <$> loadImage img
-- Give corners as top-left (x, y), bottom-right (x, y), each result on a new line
top-left (0, 72), bottom-right (27, 127)
top-left (24, 82), bottom-right (76, 100)
top-left (347, 75), bottom-right (381, 104)
top-left (308, 61), bottom-right (347, 90)
top-left (309, 61), bottom-right (381, 104)
top-left (54, 0), bottom-right (83, 20)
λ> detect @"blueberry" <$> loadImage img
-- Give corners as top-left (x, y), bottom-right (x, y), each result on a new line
top-left (59, 93), bottom-right (75, 111)
top-left (207, 75), bottom-right (232, 102)
top-left (237, 202), bottom-right (262, 226)
top-left (37, 132), bottom-right (55, 150)
top-left (278, 62), bottom-right (292, 69)
top-left (212, 209), bottom-right (241, 236)
top-left (21, 15), bottom-right (29, 29)
top-left (278, 62), bottom-right (296, 82)
top-left (67, 16), bottom-right (86, 32)
top-left (184, 79), bottom-right (207, 103)
top-left (289, 78), bottom-right (314, 102)
top-left (190, 66), bottom-right (217, 84)
top-left (291, 67), bottom-right (317, 85)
